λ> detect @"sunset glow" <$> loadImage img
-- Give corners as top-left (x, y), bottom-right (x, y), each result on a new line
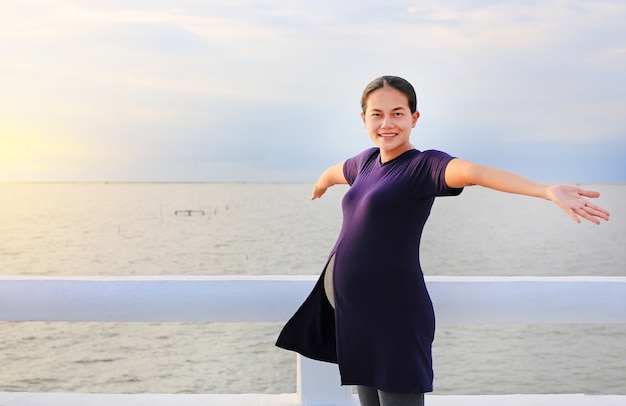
top-left (0, 128), bottom-right (87, 175)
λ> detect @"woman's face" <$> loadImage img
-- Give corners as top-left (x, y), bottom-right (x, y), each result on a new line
top-left (361, 86), bottom-right (419, 163)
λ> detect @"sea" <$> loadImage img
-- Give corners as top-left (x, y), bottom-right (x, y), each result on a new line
top-left (1, 182), bottom-right (624, 395)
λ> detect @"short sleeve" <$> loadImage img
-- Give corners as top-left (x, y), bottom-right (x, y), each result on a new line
top-left (343, 148), bottom-right (378, 185)
top-left (417, 150), bottom-right (464, 197)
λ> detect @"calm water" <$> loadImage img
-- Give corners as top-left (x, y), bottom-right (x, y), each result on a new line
top-left (1, 182), bottom-right (624, 395)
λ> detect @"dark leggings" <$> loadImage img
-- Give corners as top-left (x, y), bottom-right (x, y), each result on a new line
top-left (356, 386), bottom-right (425, 406)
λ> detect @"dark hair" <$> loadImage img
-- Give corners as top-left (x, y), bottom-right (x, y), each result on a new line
top-left (360, 76), bottom-right (417, 113)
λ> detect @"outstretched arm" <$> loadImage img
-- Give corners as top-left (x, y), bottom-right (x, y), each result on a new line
top-left (444, 158), bottom-right (611, 225)
top-left (311, 161), bottom-right (348, 200)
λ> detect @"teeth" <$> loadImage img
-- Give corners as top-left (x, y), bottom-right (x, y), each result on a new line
top-left (380, 134), bottom-right (396, 137)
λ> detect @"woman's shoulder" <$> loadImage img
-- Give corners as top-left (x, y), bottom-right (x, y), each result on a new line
top-left (402, 149), bottom-right (457, 178)
top-left (414, 148), bottom-right (452, 156)
top-left (412, 149), bottom-right (455, 163)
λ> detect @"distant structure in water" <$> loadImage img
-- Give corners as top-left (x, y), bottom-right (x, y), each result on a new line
top-left (174, 210), bottom-right (205, 216)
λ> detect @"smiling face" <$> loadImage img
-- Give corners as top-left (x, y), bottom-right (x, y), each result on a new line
top-left (361, 86), bottom-right (420, 163)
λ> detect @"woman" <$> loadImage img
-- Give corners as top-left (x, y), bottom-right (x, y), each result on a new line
top-left (276, 75), bottom-right (610, 406)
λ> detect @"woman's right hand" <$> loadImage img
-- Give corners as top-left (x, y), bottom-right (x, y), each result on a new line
top-left (311, 182), bottom-right (329, 200)
top-left (310, 161), bottom-right (348, 201)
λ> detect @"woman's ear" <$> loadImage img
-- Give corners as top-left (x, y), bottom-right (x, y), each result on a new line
top-left (412, 111), bottom-right (420, 127)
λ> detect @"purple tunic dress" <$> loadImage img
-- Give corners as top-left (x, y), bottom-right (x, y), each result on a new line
top-left (277, 147), bottom-right (462, 393)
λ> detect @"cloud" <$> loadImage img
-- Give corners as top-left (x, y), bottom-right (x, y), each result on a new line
top-left (0, 0), bottom-right (624, 182)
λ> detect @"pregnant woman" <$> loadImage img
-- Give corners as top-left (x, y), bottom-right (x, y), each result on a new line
top-left (276, 75), bottom-right (610, 406)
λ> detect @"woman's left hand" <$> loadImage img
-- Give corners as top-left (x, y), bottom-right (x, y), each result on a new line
top-left (546, 185), bottom-right (611, 225)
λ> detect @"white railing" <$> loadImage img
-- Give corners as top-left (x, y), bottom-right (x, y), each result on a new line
top-left (1, 275), bottom-right (625, 406)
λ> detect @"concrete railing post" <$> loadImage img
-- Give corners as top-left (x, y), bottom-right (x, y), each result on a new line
top-left (297, 355), bottom-right (353, 406)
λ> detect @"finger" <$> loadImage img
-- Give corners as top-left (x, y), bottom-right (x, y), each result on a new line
top-left (573, 209), bottom-right (594, 225)
top-left (311, 186), bottom-right (320, 200)
top-left (577, 189), bottom-right (601, 199)
top-left (576, 205), bottom-right (601, 225)
top-left (582, 204), bottom-right (610, 222)
top-left (584, 202), bottom-right (611, 218)
top-left (567, 207), bottom-right (583, 224)
top-left (311, 190), bottom-right (324, 200)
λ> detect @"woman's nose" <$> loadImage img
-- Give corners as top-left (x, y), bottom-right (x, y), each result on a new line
top-left (381, 116), bottom-right (394, 128)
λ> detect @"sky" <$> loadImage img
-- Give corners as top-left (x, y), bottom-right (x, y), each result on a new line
top-left (1, 0), bottom-right (625, 183)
